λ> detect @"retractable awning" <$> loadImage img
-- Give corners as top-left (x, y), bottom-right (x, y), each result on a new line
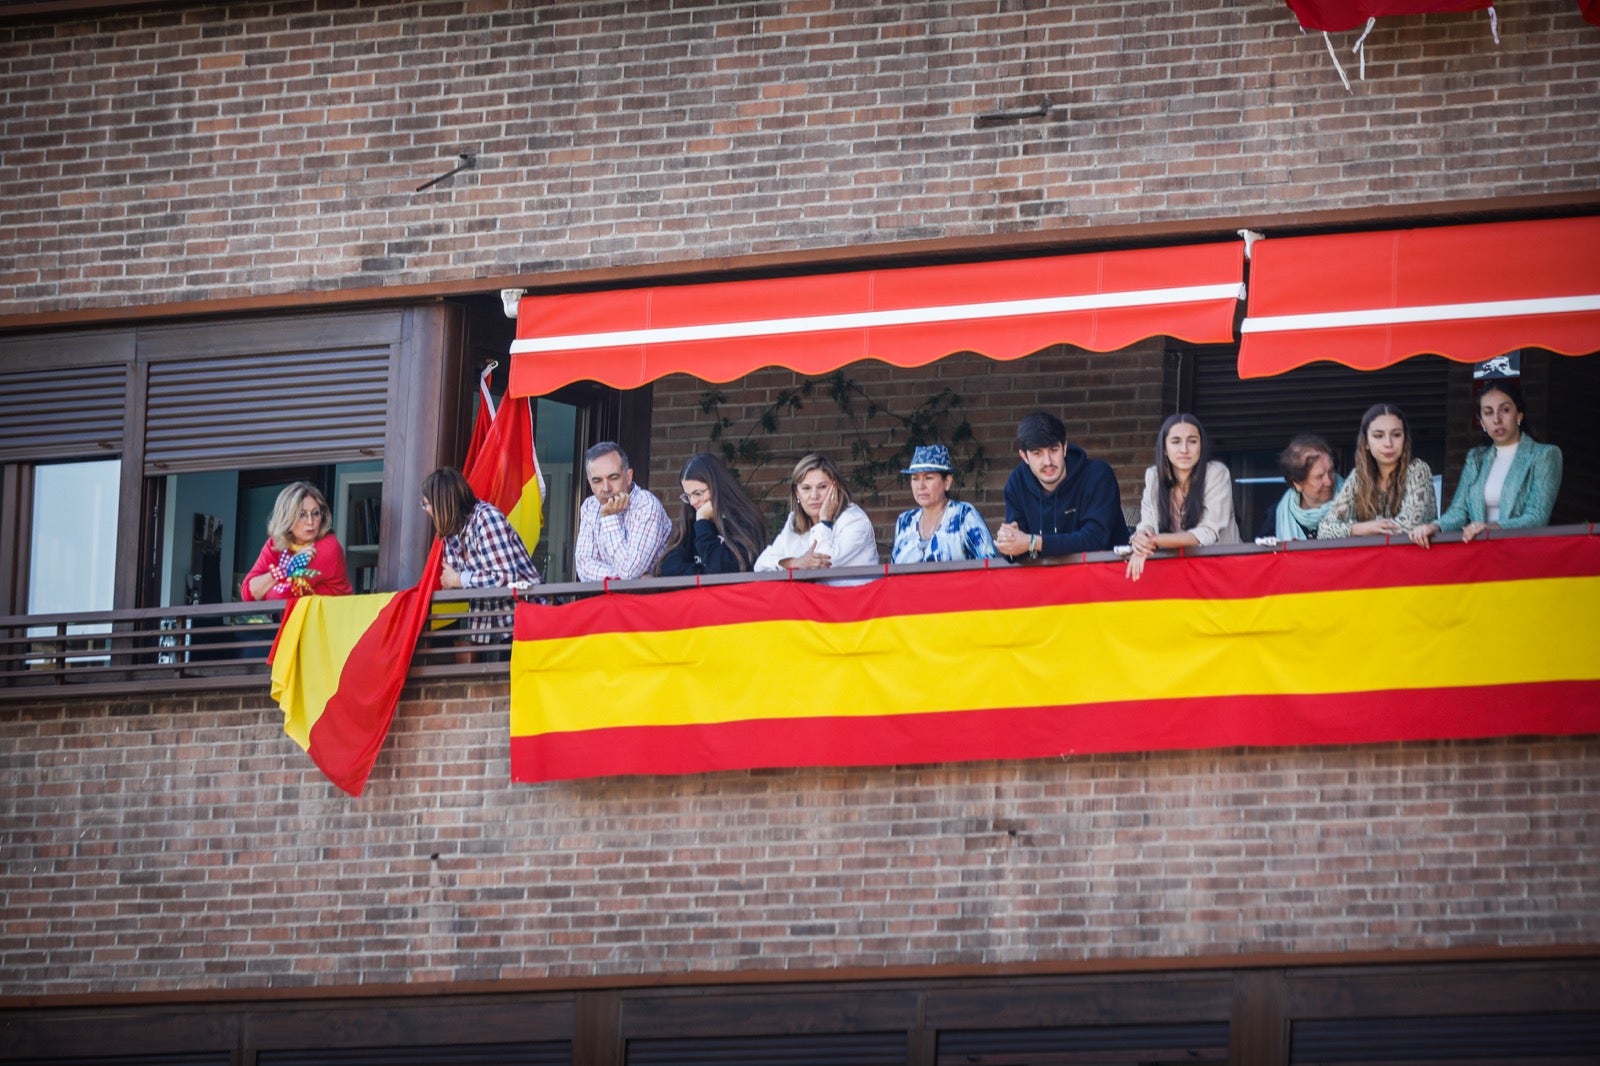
top-left (507, 242), bottom-right (1245, 397)
top-left (1285, 0), bottom-right (1490, 33)
top-left (1237, 216), bottom-right (1600, 379)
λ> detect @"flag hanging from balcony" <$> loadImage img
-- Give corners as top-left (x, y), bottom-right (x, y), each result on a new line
top-left (463, 361), bottom-right (498, 473)
top-left (464, 393), bottom-right (544, 555)
top-left (509, 535), bottom-right (1600, 783)
top-left (269, 541), bottom-right (444, 796)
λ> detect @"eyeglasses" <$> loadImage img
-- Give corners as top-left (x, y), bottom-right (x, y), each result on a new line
top-left (680, 490), bottom-right (710, 504)
top-left (297, 509), bottom-right (324, 521)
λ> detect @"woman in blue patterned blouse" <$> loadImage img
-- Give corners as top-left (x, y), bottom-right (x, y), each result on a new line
top-left (890, 445), bottom-right (998, 564)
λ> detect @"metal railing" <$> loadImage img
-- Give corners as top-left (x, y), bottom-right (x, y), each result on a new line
top-left (2, 524), bottom-right (1590, 704)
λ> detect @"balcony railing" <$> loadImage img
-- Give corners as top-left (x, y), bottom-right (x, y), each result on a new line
top-left (1, 524), bottom-right (1590, 703)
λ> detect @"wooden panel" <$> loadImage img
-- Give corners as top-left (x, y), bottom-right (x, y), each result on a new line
top-left (625, 1031), bottom-right (907, 1066)
top-left (934, 1021), bottom-right (1230, 1065)
top-left (618, 988), bottom-right (921, 1038)
top-left (133, 312), bottom-right (403, 362)
top-left (0, 1006), bottom-right (239, 1060)
top-left (382, 303), bottom-right (465, 589)
top-left (1231, 971), bottom-right (1289, 1066)
top-left (574, 989), bottom-right (622, 1066)
top-left (1282, 961), bottom-right (1600, 1020)
top-left (242, 997), bottom-right (575, 1051)
top-left (141, 347), bottom-right (389, 474)
top-left (0, 364), bottom-right (127, 463)
top-left (922, 974), bottom-right (1235, 1030)
top-left (258, 1042), bottom-right (569, 1065)
top-left (1288, 1012), bottom-right (1600, 1063)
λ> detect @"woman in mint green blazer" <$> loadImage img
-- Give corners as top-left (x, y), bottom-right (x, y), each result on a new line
top-left (1410, 379), bottom-right (1562, 547)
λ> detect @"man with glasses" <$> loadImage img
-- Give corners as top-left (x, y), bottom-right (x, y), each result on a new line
top-left (573, 441), bottom-right (671, 582)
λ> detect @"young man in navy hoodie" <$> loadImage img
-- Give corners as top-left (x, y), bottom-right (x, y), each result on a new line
top-left (994, 411), bottom-right (1130, 561)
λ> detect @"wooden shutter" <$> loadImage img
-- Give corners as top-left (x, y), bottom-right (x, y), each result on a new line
top-left (0, 364), bottom-right (126, 463)
top-left (142, 347), bottom-right (389, 474)
top-left (1182, 343), bottom-right (1451, 466)
top-left (259, 1042), bottom-right (571, 1065)
top-left (626, 1032), bottom-right (908, 1065)
top-left (1290, 1012), bottom-right (1600, 1062)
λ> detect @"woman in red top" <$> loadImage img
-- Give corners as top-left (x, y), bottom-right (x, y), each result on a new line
top-left (240, 481), bottom-right (353, 601)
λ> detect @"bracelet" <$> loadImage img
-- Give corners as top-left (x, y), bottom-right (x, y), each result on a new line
top-left (1028, 534), bottom-right (1040, 559)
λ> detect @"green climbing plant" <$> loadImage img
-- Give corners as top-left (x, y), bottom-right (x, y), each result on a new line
top-left (700, 371), bottom-right (988, 506)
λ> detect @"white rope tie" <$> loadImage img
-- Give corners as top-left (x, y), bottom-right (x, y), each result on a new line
top-left (1323, 31), bottom-right (1353, 92)
top-left (1352, 17), bottom-right (1376, 81)
top-left (1488, 5), bottom-right (1500, 44)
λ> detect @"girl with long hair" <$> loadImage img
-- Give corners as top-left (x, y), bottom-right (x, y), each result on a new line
top-left (1125, 414), bottom-right (1239, 581)
top-left (1318, 404), bottom-right (1437, 539)
top-left (656, 452), bottom-right (768, 575)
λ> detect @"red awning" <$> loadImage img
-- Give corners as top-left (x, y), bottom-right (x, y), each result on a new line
top-left (507, 243), bottom-right (1245, 397)
top-left (1285, 0), bottom-right (1490, 33)
top-left (1237, 216), bottom-right (1600, 379)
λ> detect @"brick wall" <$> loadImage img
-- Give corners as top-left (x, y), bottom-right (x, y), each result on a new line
top-left (644, 342), bottom-right (1167, 546)
top-left (2, 682), bottom-right (1596, 994)
top-left (3, 1), bottom-right (1598, 317)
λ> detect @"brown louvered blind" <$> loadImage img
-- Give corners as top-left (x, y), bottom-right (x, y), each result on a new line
top-left (0, 364), bottom-right (127, 463)
top-left (1184, 344), bottom-right (1451, 469)
top-left (143, 347), bottom-right (389, 474)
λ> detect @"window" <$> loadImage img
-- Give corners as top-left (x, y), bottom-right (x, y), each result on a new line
top-left (152, 461), bottom-right (384, 606)
top-left (26, 459), bottom-right (119, 664)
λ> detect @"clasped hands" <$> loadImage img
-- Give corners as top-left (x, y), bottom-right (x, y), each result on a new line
top-left (994, 521), bottom-right (1035, 558)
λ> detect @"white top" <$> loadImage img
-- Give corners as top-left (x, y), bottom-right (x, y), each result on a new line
top-left (755, 502), bottom-right (880, 572)
top-left (1134, 461), bottom-right (1241, 547)
top-left (1482, 440), bottom-right (1520, 524)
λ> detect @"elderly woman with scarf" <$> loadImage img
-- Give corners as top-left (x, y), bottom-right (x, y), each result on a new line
top-left (1262, 433), bottom-right (1342, 541)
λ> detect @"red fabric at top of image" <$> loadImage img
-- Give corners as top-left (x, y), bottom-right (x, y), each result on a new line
top-left (1285, 0), bottom-right (1491, 32)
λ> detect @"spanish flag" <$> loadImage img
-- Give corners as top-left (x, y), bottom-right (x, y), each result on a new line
top-left (465, 394), bottom-right (543, 555)
top-left (510, 535), bottom-right (1600, 783)
top-left (269, 542), bottom-right (444, 796)
top-left (463, 361), bottom-right (498, 473)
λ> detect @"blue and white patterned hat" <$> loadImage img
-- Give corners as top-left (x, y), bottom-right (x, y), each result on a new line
top-left (901, 444), bottom-right (956, 475)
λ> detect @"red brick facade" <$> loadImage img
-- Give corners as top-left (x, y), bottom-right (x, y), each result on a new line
top-left (3, 2), bottom-right (1597, 318)
top-left (3, 681), bottom-right (1596, 994)
top-left (2, 0), bottom-right (1598, 1037)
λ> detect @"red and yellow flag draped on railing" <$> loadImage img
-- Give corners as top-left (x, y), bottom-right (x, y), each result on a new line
top-left (509, 535), bottom-right (1600, 783)
top-left (267, 371), bottom-right (545, 795)
top-left (270, 541), bottom-right (444, 796)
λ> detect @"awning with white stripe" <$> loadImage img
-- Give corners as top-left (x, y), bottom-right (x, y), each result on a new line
top-left (508, 242), bottom-right (1246, 397)
top-left (1237, 215), bottom-right (1600, 379)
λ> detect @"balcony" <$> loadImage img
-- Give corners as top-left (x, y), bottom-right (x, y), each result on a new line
top-left (3, 524), bottom-right (1591, 706)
